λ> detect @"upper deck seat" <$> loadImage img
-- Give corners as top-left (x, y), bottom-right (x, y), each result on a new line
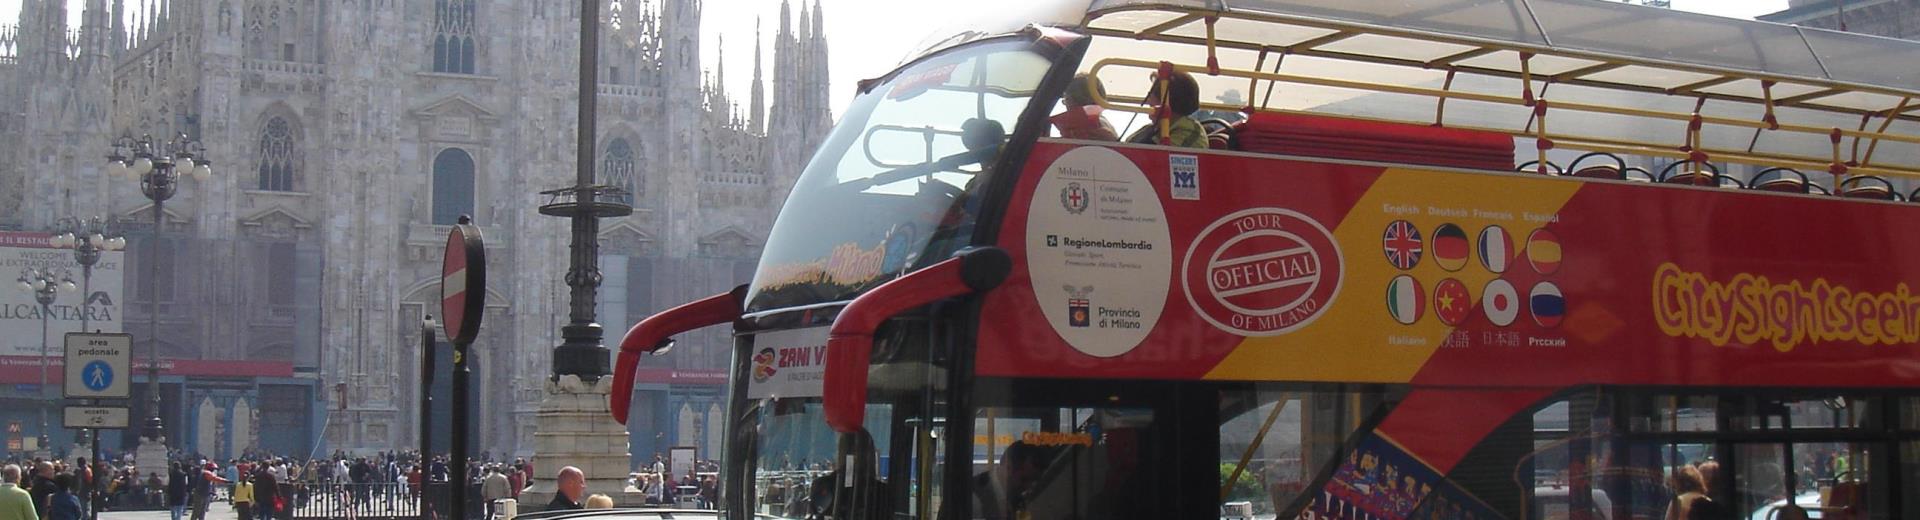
top-left (1232, 112), bottom-right (1515, 171)
top-left (1199, 118), bottom-right (1235, 150)
top-left (1839, 176), bottom-right (1901, 201)
top-left (1750, 168), bottom-right (1812, 194)
top-left (1567, 152), bottom-right (1627, 180)
top-left (1516, 160), bottom-right (1562, 176)
top-left (1659, 161), bottom-right (1744, 188)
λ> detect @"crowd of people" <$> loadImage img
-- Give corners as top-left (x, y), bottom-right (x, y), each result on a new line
top-left (1, 449), bottom-right (723, 519)
top-left (625, 454), bottom-right (720, 509)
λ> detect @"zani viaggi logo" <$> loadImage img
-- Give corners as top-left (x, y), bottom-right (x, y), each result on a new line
top-left (1060, 182), bottom-right (1091, 214)
top-left (1065, 285), bottom-right (1094, 327)
top-left (1184, 208), bottom-right (1343, 336)
top-left (751, 348), bottom-right (778, 383)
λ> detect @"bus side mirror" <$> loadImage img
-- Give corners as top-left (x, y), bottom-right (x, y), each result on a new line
top-left (823, 247), bottom-right (1010, 433)
top-left (610, 285), bottom-right (745, 424)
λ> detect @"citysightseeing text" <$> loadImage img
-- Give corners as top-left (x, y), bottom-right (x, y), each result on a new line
top-left (1653, 262), bottom-right (1920, 351)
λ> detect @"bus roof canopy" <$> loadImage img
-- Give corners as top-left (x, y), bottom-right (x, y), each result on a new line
top-left (1071, 0), bottom-right (1920, 180)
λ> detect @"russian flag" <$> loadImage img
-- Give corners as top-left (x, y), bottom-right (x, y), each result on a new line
top-left (1432, 224), bottom-right (1470, 272)
top-left (1530, 282), bottom-right (1565, 328)
top-left (1386, 275), bottom-right (1425, 325)
top-left (1478, 226), bottom-right (1513, 273)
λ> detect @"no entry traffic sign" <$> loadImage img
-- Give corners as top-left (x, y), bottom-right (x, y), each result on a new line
top-left (64, 333), bottom-right (131, 399)
top-left (442, 216), bottom-right (487, 345)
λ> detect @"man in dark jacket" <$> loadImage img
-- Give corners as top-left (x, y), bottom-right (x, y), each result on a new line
top-left (28, 462), bottom-right (56, 520)
top-left (165, 463), bottom-right (187, 520)
top-left (252, 464), bottom-right (279, 520)
top-left (546, 467), bottom-right (585, 511)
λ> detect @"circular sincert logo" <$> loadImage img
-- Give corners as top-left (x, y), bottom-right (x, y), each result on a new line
top-left (1182, 208), bottom-right (1343, 336)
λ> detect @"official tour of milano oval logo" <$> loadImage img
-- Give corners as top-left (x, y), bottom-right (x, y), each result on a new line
top-left (1183, 208), bottom-right (1344, 336)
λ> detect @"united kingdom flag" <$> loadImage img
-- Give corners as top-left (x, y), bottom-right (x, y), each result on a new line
top-left (1382, 220), bottom-right (1424, 270)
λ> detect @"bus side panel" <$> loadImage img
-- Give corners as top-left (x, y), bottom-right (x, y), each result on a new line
top-left (981, 141), bottom-right (1920, 390)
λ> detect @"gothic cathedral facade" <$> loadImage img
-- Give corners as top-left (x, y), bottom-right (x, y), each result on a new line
top-left (0, 0), bottom-right (832, 459)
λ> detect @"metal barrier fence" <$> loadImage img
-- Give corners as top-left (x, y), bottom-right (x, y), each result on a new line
top-left (283, 482), bottom-right (445, 520)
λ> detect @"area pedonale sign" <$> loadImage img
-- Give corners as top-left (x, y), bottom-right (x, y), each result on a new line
top-left (0, 232), bottom-right (125, 357)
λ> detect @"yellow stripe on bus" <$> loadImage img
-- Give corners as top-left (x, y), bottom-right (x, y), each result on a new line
top-left (1204, 168), bottom-right (1582, 383)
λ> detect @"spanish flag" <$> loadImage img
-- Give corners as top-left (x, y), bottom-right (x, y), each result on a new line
top-left (1526, 228), bottom-right (1562, 275)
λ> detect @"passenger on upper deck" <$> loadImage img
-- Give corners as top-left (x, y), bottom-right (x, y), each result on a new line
top-left (1051, 74), bottom-right (1119, 141)
top-left (1125, 70), bottom-right (1207, 149)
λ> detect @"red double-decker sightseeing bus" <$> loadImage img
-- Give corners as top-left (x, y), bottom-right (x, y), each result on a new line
top-left (615, 1), bottom-right (1920, 519)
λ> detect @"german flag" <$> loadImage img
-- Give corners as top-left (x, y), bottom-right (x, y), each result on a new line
top-left (1432, 223), bottom-right (1469, 272)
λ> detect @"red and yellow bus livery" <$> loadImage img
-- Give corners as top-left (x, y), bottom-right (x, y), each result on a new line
top-left (615, 1), bottom-right (1920, 519)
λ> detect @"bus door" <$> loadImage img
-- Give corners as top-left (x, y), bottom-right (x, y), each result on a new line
top-left (965, 378), bottom-right (1217, 520)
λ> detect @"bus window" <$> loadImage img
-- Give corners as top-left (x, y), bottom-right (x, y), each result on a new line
top-left (1625, 394), bottom-right (1718, 433)
top-left (1902, 442), bottom-right (1920, 516)
top-left (735, 320), bottom-right (954, 520)
top-left (1493, 390), bottom-right (1913, 520)
top-left (746, 38), bottom-right (1057, 313)
top-left (969, 405), bottom-right (1154, 520)
top-left (958, 380), bottom-right (1399, 520)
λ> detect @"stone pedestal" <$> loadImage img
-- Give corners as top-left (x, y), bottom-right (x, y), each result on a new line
top-left (134, 437), bottom-right (169, 477)
top-left (520, 375), bottom-right (644, 511)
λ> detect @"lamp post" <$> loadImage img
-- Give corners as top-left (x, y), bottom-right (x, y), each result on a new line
top-left (53, 216), bottom-right (128, 333)
top-left (17, 266), bottom-right (75, 453)
top-left (537, 0), bottom-right (631, 380)
top-left (103, 133), bottom-right (213, 446)
top-left (52, 218), bottom-right (125, 520)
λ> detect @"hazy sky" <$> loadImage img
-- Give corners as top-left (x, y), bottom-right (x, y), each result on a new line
top-left (0, 0), bottom-right (1793, 115)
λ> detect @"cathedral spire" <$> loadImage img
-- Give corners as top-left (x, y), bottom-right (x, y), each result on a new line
top-left (77, 0), bottom-right (113, 77)
top-left (812, 0), bottom-right (824, 44)
top-left (797, 0), bottom-right (810, 42)
top-left (111, 0), bottom-right (126, 57)
top-left (750, 17), bottom-right (765, 135)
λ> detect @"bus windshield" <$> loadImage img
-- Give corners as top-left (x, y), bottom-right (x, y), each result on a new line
top-left (745, 38), bottom-right (1055, 313)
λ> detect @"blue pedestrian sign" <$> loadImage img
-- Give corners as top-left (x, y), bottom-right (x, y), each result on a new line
top-left (64, 333), bottom-right (131, 399)
top-left (82, 361), bottom-right (113, 391)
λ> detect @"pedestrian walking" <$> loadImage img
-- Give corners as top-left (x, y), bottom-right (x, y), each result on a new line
top-left (232, 474), bottom-right (254, 520)
top-left (1, 465), bottom-right (36, 520)
top-left (191, 462), bottom-right (230, 520)
top-left (47, 474), bottom-right (84, 520)
top-left (481, 466), bottom-right (509, 519)
top-left (255, 463), bottom-right (279, 520)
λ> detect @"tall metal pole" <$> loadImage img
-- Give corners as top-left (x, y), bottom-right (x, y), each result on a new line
top-left (39, 297), bottom-right (50, 452)
top-left (552, 0), bottom-right (610, 380)
top-left (419, 317), bottom-right (435, 518)
top-left (80, 263), bottom-right (91, 332)
top-left (451, 336), bottom-right (469, 520)
top-left (145, 194), bottom-right (164, 443)
top-left (90, 426), bottom-right (101, 520)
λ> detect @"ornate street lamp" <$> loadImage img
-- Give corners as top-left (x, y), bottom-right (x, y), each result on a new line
top-left (104, 133), bottom-right (213, 443)
top-left (17, 267), bottom-right (75, 452)
top-left (52, 216), bottom-right (127, 333)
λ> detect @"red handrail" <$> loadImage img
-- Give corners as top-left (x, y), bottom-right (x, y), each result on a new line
top-left (610, 287), bottom-right (744, 424)
top-left (824, 248), bottom-right (1009, 433)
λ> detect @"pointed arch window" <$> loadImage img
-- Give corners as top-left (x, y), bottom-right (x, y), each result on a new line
top-left (256, 117), bottom-right (297, 191)
top-left (432, 148), bottom-right (476, 225)
top-left (432, 0), bottom-right (478, 74)
top-left (602, 138), bottom-right (639, 205)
